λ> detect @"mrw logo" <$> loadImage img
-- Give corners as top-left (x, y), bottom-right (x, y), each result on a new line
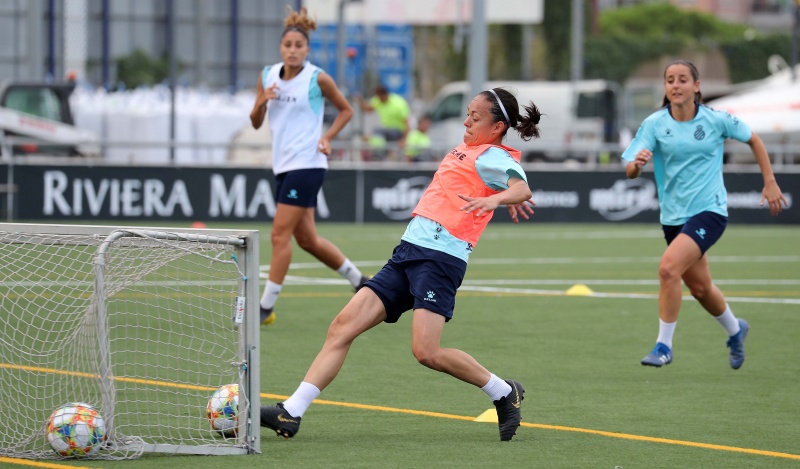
top-left (589, 179), bottom-right (659, 221)
top-left (371, 176), bottom-right (432, 220)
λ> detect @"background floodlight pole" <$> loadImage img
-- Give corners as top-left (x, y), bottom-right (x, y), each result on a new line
top-left (468, 0), bottom-right (488, 108)
top-left (571, 0), bottom-right (584, 82)
top-left (336, 0), bottom-right (362, 94)
top-left (230, 0), bottom-right (239, 91)
top-left (166, 0), bottom-right (176, 164)
top-left (792, 0), bottom-right (799, 81)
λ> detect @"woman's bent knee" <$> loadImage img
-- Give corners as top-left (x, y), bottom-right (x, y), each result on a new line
top-left (412, 346), bottom-right (441, 370)
top-left (294, 234), bottom-right (316, 251)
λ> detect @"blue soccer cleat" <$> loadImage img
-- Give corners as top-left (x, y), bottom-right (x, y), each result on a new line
top-left (726, 318), bottom-right (749, 370)
top-left (641, 342), bottom-right (672, 367)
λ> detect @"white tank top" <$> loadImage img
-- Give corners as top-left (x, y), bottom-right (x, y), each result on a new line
top-left (262, 61), bottom-right (327, 175)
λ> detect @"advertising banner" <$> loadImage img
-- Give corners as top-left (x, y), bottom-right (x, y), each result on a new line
top-left (10, 165), bottom-right (798, 224)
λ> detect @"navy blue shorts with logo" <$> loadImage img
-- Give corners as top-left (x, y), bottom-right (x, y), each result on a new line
top-left (274, 168), bottom-right (326, 208)
top-left (662, 211), bottom-right (727, 255)
top-left (363, 241), bottom-right (468, 323)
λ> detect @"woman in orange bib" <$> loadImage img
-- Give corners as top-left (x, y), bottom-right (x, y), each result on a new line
top-left (261, 88), bottom-right (542, 442)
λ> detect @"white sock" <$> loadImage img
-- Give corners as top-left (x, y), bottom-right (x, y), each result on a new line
top-left (260, 280), bottom-right (282, 310)
top-left (656, 319), bottom-right (677, 349)
top-left (481, 373), bottom-right (512, 402)
top-left (336, 259), bottom-right (364, 287)
top-left (281, 382), bottom-right (320, 418)
top-left (715, 305), bottom-right (740, 336)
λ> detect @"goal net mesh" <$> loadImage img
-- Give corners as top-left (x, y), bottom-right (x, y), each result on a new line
top-left (0, 228), bottom-right (255, 460)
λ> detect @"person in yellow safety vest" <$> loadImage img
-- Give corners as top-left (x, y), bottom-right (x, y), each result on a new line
top-left (405, 114), bottom-right (434, 163)
top-left (357, 85), bottom-right (411, 160)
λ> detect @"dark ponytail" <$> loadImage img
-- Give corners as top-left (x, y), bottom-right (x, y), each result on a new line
top-left (481, 87), bottom-right (542, 142)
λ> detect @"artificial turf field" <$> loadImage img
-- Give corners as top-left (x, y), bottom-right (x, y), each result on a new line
top-left (3, 221), bottom-right (799, 468)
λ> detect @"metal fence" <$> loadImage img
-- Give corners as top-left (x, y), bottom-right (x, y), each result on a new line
top-left (0, 0), bottom-right (297, 90)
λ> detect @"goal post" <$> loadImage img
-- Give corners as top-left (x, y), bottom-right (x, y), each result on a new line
top-left (0, 223), bottom-right (261, 460)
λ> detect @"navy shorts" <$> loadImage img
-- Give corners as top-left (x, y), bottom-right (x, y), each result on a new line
top-left (364, 241), bottom-right (468, 323)
top-left (662, 211), bottom-right (728, 255)
top-left (274, 168), bottom-right (326, 207)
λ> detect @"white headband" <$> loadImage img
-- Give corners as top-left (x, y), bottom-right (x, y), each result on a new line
top-left (488, 89), bottom-right (510, 125)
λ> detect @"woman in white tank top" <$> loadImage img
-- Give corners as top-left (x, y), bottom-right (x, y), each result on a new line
top-left (249, 7), bottom-right (368, 326)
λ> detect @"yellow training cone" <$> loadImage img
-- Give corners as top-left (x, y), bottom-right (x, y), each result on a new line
top-left (474, 408), bottom-right (498, 423)
top-left (565, 284), bottom-right (594, 296)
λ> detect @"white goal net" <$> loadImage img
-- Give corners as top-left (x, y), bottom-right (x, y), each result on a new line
top-left (0, 223), bottom-right (260, 460)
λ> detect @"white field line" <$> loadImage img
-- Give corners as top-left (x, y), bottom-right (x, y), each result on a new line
top-left (352, 228), bottom-right (796, 242)
top-left (462, 279), bottom-right (800, 286)
top-left (6, 275), bottom-right (796, 305)
top-left (262, 251), bottom-right (800, 306)
top-left (0, 280), bottom-right (234, 288)
top-left (3, 252), bottom-right (795, 306)
top-left (478, 229), bottom-right (798, 241)
top-left (278, 275), bottom-right (800, 287)
top-left (273, 277), bottom-right (800, 305)
top-left (479, 230), bottom-right (665, 240)
top-left (457, 285), bottom-right (800, 305)
top-left (471, 255), bottom-right (800, 265)
top-left (7, 276), bottom-right (797, 289)
top-left (273, 255), bottom-right (800, 271)
top-left (333, 229), bottom-right (665, 242)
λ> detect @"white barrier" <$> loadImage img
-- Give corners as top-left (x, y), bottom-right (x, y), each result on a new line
top-left (70, 86), bottom-right (257, 164)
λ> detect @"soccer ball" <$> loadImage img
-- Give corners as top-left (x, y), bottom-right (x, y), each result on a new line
top-left (206, 383), bottom-right (239, 438)
top-left (46, 402), bottom-right (106, 458)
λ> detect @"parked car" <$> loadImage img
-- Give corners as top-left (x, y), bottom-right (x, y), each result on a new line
top-left (423, 80), bottom-right (621, 162)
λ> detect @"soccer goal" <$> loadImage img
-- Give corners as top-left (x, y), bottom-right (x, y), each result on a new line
top-left (0, 223), bottom-right (261, 460)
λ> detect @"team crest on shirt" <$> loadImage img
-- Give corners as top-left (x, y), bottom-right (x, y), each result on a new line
top-left (694, 125), bottom-right (705, 140)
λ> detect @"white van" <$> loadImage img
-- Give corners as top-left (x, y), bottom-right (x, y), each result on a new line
top-left (424, 80), bottom-right (620, 162)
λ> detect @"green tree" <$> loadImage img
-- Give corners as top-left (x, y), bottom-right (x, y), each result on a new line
top-left (116, 49), bottom-right (175, 89)
top-left (541, 1), bottom-right (574, 80)
top-left (583, 2), bottom-right (791, 84)
top-left (720, 34), bottom-right (793, 83)
top-left (416, 2), bottom-right (792, 98)
top-left (489, 24), bottom-right (523, 80)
